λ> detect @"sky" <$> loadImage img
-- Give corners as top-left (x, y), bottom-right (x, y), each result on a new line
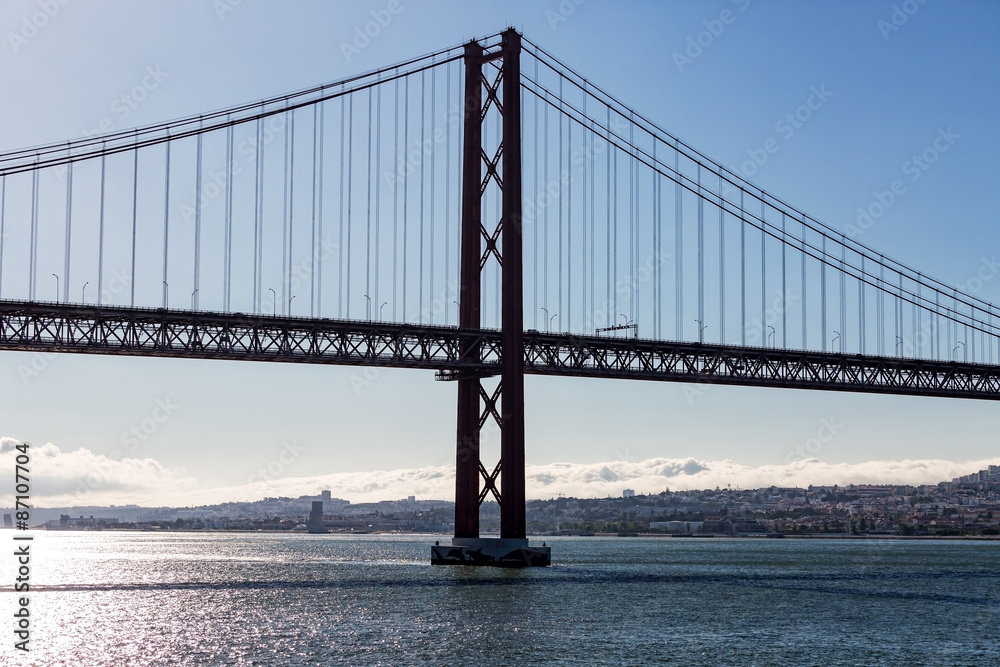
top-left (1, 0), bottom-right (999, 507)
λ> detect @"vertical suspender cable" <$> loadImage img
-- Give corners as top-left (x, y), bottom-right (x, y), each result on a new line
top-left (840, 242), bottom-right (846, 351)
top-left (820, 235), bottom-right (827, 351)
top-left (130, 146), bottom-right (138, 307)
top-left (311, 104), bottom-right (319, 317)
top-left (544, 91), bottom-right (549, 327)
top-left (288, 111), bottom-right (296, 314)
top-left (628, 114), bottom-right (634, 325)
top-left (392, 74), bottom-right (399, 322)
top-left (878, 259), bottom-right (885, 355)
top-left (676, 146), bottom-right (682, 340)
top-left (225, 125), bottom-right (234, 312)
top-left (194, 132), bottom-right (203, 310)
top-left (653, 139), bottom-right (659, 339)
top-left (375, 82), bottom-right (382, 321)
top-left (567, 94), bottom-right (573, 330)
top-left (429, 66), bottom-right (435, 323)
top-left (446, 61), bottom-right (452, 325)
top-left (29, 169), bottom-right (38, 300)
top-left (0, 176), bottom-right (5, 298)
top-left (281, 114), bottom-right (290, 313)
top-left (697, 164), bottom-right (704, 341)
top-left (346, 96), bottom-right (354, 318)
top-left (739, 189), bottom-right (745, 345)
top-left (915, 276), bottom-right (922, 358)
top-left (339, 96), bottom-right (346, 318)
top-left (582, 86), bottom-right (588, 328)
top-left (674, 146), bottom-right (684, 341)
top-left (402, 77), bottom-right (409, 320)
top-left (317, 100), bottom-right (325, 318)
top-left (859, 256), bottom-right (865, 354)
top-left (719, 175), bottom-right (725, 343)
top-left (760, 196), bottom-right (765, 344)
top-left (781, 212), bottom-right (786, 348)
top-left (98, 153), bottom-right (106, 306)
top-left (587, 100), bottom-right (597, 333)
top-left (613, 139), bottom-right (619, 326)
top-left (63, 161), bottom-right (73, 303)
top-left (931, 290), bottom-right (936, 362)
top-left (893, 273), bottom-right (908, 356)
top-left (419, 70), bottom-right (425, 320)
top-left (632, 113), bottom-right (638, 326)
top-left (366, 88), bottom-right (373, 318)
top-left (532, 57), bottom-right (539, 329)
top-left (162, 141), bottom-right (171, 308)
top-left (801, 217), bottom-right (807, 349)
top-left (605, 105), bottom-right (610, 326)
top-left (558, 77), bottom-right (564, 330)
top-left (253, 118), bottom-right (262, 313)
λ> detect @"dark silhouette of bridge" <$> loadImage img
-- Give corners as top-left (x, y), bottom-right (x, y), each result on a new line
top-left (2, 29), bottom-right (998, 564)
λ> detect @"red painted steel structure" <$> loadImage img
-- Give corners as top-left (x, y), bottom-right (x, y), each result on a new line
top-left (455, 29), bottom-right (526, 541)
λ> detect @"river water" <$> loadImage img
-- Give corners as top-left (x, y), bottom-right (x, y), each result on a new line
top-left (6, 532), bottom-right (999, 665)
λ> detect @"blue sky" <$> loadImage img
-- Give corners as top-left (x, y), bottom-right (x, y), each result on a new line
top-left (1, 0), bottom-right (998, 505)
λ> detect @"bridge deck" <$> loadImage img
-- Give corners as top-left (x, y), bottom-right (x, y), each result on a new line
top-left (2, 300), bottom-right (999, 401)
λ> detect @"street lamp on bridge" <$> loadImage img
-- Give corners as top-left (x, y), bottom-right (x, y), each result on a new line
top-left (82, 281), bottom-right (89, 304)
top-left (268, 288), bottom-right (276, 315)
top-left (51, 274), bottom-right (59, 302)
top-left (695, 319), bottom-right (708, 344)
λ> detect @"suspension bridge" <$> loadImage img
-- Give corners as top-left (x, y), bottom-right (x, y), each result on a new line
top-left (2, 29), bottom-right (998, 565)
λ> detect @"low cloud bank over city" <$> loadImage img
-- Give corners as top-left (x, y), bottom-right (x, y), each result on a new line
top-left (3, 436), bottom-right (997, 507)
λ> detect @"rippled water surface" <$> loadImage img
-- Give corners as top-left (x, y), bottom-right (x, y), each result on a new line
top-left (5, 533), bottom-right (999, 665)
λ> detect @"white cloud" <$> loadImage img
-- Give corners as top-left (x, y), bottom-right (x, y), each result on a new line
top-left (2, 435), bottom-right (996, 507)
top-left (0, 437), bottom-right (197, 507)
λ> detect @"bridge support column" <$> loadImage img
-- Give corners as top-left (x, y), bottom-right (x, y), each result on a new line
top-left (453, 37), bottom-right (483, 541)
top-left (433, 28), bottom-right (549, 567)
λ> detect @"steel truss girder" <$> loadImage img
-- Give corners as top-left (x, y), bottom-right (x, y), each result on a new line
top-left (3, 301), bottom-right (998, 401)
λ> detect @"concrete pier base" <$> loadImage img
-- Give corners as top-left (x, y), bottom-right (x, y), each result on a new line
top-left (431, 538), bottom-right (551, 567)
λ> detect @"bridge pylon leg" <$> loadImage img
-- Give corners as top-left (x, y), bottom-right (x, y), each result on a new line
top-left (431, 28), bottom-right (550, 567)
